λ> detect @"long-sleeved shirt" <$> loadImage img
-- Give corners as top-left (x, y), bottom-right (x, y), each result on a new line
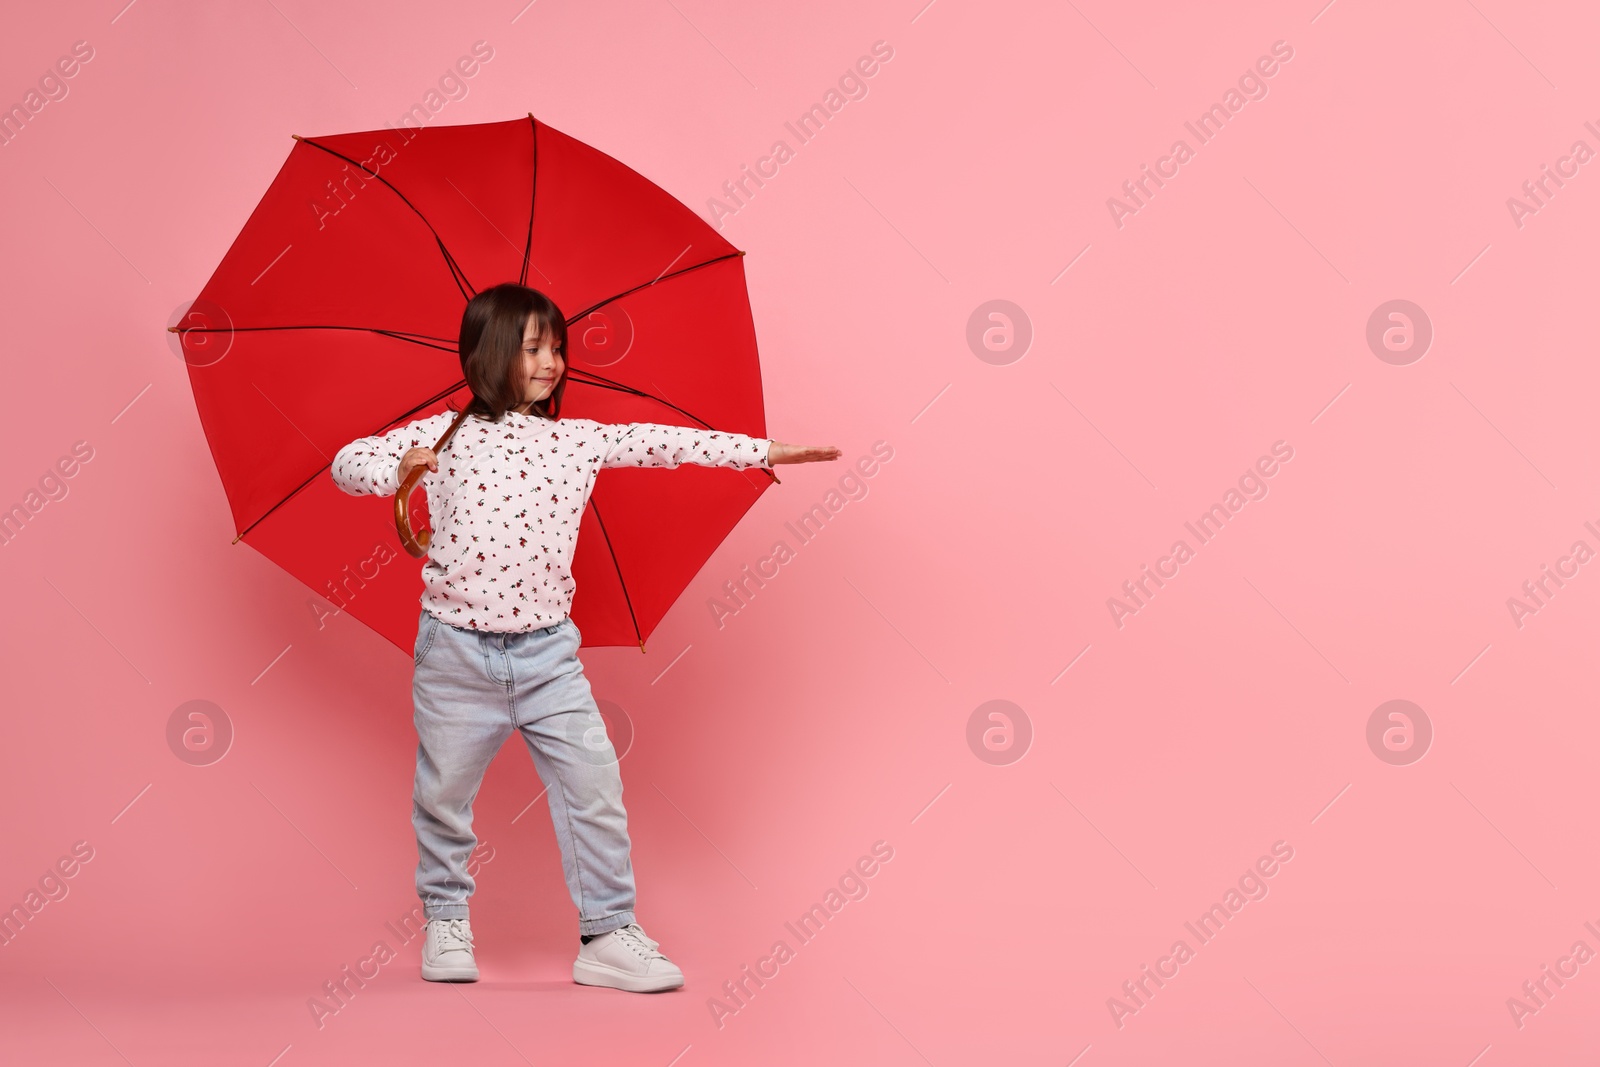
top-left (331, 409), bottom-right (773, 632)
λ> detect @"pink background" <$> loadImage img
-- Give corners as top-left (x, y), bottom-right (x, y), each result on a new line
top-left (3, 0), bottom-right (1599, 1063)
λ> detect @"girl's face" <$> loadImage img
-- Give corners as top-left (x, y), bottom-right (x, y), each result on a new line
top-left (513, 315), bottom-right (564, 413)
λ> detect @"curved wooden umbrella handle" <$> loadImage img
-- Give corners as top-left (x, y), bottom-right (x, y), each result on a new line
top-left (395, 407), bottom-right (472, 559)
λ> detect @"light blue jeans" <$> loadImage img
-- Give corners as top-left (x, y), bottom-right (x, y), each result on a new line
top-left (411, 607), bottom-right (637, 937)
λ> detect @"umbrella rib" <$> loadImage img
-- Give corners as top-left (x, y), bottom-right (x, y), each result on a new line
top-left (236, 460), bottom-right (341, 546)
top-left (585, 492), bottom-right (645, 648)
top-left (293, 134), bottom-right (478, 301)
top-left (563, 369), bottom-right (722, 430)
top-left (563, 249), bottom-right (745, 323)
top-left (520, 115), bottom-right (539, 288)
top-left (180, 323), bottom-right (459, 353)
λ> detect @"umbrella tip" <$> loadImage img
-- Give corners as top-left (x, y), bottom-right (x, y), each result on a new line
top-left (291, 133), bottom-right (303, 141)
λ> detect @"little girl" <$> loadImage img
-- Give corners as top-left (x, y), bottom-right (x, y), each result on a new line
top-left (330, 282), bottom-right (838, 993)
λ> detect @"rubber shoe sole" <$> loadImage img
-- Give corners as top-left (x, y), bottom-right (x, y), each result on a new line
top-left (573, 956), bottom-right (683, 992)
top-left (422, 959), bottom-right (479, 982)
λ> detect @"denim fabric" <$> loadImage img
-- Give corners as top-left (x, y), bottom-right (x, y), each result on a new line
top-left (411, 607), bottom-right (637, 937)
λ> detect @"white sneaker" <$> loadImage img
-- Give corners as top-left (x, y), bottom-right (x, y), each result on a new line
top-left (421, 918), bottom-right (479, 982)
top-left (573, 923), bottom-right (684, 992)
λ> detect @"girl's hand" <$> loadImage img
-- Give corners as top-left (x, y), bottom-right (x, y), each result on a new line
top-left (398, 447), bottom-right (439, 482)
top-left (767, 442), bottom-right (842, 465)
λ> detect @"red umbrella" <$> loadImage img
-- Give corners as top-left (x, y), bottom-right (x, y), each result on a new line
top-left (173, 114), bottom-right (776, 650)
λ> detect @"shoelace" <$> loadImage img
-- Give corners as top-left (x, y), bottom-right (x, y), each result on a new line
top-left (610, 924), bottom-right (664, 960)
top-left (435, 919), bottom-right (474, 954)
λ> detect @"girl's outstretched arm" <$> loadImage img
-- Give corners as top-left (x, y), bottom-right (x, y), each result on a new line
top-left (597, 422), bottom-right (773, 471)
top-left (596, 421), bottom-right (842, 471)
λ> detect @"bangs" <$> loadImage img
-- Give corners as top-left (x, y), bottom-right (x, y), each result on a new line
top-left (525, 306), bottom-right (568, 351)
top-left (525, 311), bottom-right (557, 344)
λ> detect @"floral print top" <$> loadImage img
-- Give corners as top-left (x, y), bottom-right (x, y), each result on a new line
top-left (331, 409), bottom-right (773, 632)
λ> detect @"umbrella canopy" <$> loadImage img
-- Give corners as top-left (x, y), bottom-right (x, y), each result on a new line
top-left (175, 114), bottom-right (774, 650)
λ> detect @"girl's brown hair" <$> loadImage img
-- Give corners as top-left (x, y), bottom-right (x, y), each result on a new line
top-left (457, 283), bottom-right (569, 423)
